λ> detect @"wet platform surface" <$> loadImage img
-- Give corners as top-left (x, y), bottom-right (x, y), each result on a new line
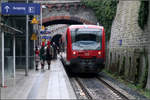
top-left (0, 59), bottom-right (76, 99)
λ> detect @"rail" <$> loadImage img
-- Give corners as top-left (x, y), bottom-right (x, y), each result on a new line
top-left (96, 76), bottom-right (129, 100)
top-left (75, 78), bottom-right (93, 99)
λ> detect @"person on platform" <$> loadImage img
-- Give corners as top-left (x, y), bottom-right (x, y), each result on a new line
top-left (52, 42), bottom-right (57, 59)
top-left (35, 46), bottom-right (40, 71)
top-left (40, 42), bottom-right (46, 71)
top-left (46, 41), bottom-right (53, 70)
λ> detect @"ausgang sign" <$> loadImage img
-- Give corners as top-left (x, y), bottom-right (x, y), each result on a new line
top-left (1, 3), bottom-right (40, 15)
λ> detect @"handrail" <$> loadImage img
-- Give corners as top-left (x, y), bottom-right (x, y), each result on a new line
top-left (0, 23), bottom-right (23, 34)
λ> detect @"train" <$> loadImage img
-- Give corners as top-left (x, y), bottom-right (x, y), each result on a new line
top-left (61, 25), bottom-right (105, 74)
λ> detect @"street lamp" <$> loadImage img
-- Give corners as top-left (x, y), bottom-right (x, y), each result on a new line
top-left (25, 0), bottom-right (29, 76)
top-left (40, 5), bottom-right (46, 28)
top-left (39, 5), bottom-right (46, 45)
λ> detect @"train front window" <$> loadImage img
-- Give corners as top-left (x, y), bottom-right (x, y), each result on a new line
top-left (71, 28), bottom-right (102, 50)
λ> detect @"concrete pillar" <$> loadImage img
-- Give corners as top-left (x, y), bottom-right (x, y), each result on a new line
top-left (146, 1), bottom-right (150, 90)
top-left (146, 54), bottom-right (150, 90)
top-left (0, 28), bottom-right (2, 86)
top-left (0, 0), bottom-right (2, 87)
top-left (138, 54), bottom-right (146, 85)
top-left (119, 54), bottom-right (124, 75)
top-left (129, 55), bottom-right (137, 83)
top-left (25, 0), bottom-right (29, 76)
top-left (105, 41), bottom-right (110, 70)
top-left (124, 55), bottom-right (130, 79)
top-left (1, 31), bottom-right (4, 87)
top-left (13, 35), bottom-right (16, 78)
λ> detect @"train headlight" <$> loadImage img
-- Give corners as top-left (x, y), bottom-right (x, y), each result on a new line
top-left (98, 51), bottom-right (101, 55)
top-left (73, 51), bottom-right (76, 55)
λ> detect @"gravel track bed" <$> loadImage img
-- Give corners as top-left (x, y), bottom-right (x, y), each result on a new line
top-left (78, 77), bottom-right (122, 100)
top-left (70, 78), bottom-right (87, 99)
top-left (100, 72), bottom-right (150, 100)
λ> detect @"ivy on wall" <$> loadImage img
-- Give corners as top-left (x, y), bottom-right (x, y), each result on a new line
top-left (138, 1), bottom-right (149, 30)
top-left (139, 49), bottom-right (149, 89)
top-left (82, 0), bottom-right (118, 41)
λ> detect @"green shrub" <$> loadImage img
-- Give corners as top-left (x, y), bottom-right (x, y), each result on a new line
top-left (82, 0), bottom-right (118, 41)
top-left (138, 1), bottom-right (149, 30)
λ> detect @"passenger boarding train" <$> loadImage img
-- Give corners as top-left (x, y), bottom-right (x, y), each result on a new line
top-left (61, 25), bottom-right (105, 74)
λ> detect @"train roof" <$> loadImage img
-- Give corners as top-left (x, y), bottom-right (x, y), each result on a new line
top-left (69, 25), bottom-right (104, 29)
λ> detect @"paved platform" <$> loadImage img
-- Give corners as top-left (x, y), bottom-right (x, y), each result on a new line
top-left (0, 59), bottom-right (76, 99)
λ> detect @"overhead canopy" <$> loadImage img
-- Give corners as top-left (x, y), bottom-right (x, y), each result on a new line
top-left (0, 23), bottom-right (23, 35)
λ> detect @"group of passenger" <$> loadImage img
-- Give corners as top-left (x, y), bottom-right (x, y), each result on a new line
top-left (35, 41), bottom-right (59, 71)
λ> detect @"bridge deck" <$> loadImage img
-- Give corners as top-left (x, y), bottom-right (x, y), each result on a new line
top-left (0, 58), bottom-right (76, 99)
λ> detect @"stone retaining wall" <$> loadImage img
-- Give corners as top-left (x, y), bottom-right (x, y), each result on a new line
top-left (41, 4), bottom-right (97, 25)
top-left (146, 1), bottom-right (150, 90)
top-left (108, 1), bottom-right (150, 89)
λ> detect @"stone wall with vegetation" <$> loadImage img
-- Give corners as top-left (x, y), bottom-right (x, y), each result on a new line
top-left (82, 0), bottom-right (150, 91)
top-left (108, 1), bottom-right (150, 90)
top-left (146, 1), bottom-right (150, 90)
top-left (82, 0), bottom-right (118, 41)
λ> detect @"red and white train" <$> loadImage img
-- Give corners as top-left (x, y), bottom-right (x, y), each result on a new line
top-left (61, 25), bottom-right (105, 74)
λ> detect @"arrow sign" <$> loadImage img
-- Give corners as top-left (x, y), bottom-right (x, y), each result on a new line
top-left (2, 3), bottom-right (40, 15)
top-left (4, 6), bottom-right (10, 12)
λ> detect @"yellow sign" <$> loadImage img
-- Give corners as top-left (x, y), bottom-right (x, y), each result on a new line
top-left (41, 25), bottom-right (45, 30)
top-left (31, 17), bottom-right (38, 24)
top-left (31, 33), bottom-right (37, 40)
top-left (42, 39), bottom-right (46, 42)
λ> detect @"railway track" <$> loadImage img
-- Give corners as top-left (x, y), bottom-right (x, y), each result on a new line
top-left (96, 76), bottom-right (129, 100)
top-left (74, 78), bottom-right (93, 99)
top-left (72, 77), bottom-right (130, 100)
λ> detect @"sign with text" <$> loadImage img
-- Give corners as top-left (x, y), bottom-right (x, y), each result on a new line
top-left (31, 33), bottom-right (37, 40)
top-left (31, 17), bottom-right (38, 24)
top-left (42, 36), bottom-right (51, 39)
top-left (40, 30), bottom-right (51, 34)
top-left (2, 3), bottom-right (40, 15)
top-left (119, 40), bottom-right (122, 46)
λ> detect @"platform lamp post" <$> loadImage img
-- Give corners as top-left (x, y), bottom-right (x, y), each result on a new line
top-left (25, 0), bottom-right (29, 76)
top-left (39, 4), bottom-right (46, 45)
top-left (1, 0), bottom-right (5, 87)
top-left (31, 17), bottom-right (38, 71)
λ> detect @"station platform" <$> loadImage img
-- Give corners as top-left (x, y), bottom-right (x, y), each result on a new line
top-left (0, 59), bottom-right (76, 99)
